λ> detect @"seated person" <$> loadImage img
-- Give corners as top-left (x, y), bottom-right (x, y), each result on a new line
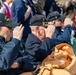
top-left (25, 14), bottom-right (62, 68)
top-left (0, 13), bottom-right (33, 75)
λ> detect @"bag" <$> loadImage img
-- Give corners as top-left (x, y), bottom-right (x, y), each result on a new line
top-left (34, 43), bottom-right (76, 75)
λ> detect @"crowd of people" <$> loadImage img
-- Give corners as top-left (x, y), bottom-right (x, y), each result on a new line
top-left (0, 0), bottom-right (76, 75)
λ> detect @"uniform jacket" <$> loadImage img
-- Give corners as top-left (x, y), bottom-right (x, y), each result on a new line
top-left (0, 36), bottom-right (33, 75)
top-left (25, 34), bottom-right (62, 66)
top-left (52, 25), bottom-right (73, 44)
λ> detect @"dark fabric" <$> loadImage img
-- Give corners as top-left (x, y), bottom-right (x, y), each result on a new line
top-left (35, 0), bottom-right (46, 14)
top-left (11, 0), bottom-right (31, 39)
top-left (52, 25), bottom-right (73, 44)
top-left (0, 36), bottom-right (33, 75)
top-left (44, 0), bottom-right (61, 16)
top-left (0, 36), bottom-right (20, 71)
top-left (25, 34), bottom-right (62, 66)
top-left (30, 14), bottom-right (45, 26)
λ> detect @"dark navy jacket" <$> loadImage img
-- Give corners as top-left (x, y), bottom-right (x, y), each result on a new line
top-left (52, 25), bottom-right (73, 44)
top-left (25, 34), bottom-right (61, 66)
top-left (0, 36), bottom-right (33, 75)
top-left (11, 0), bottom-right (31, 39)
top-left (0, 36), bottom-right (20, 71)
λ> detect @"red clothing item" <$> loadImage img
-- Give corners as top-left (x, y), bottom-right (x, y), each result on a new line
top-left (4, 3), bottom-right (11, 19)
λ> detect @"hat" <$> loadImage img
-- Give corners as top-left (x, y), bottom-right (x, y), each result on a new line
top-left (58, 15), bottom-right (66, 21)
top-left (0, 13), bottom-right (18, 28)
top-left (46, 11), bottom-right (60, 22)
top-left (30, 14), bottom-right (45, 26)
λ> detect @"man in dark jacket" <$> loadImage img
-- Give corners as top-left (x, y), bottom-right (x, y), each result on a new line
top-left (25, 14), bottom-right (62, 67)
top-left (46, 11), bottom-right (73, 44)
top-left (11, 0), bottom-right (32, 40)
top-left (0, 13), bottom-right (33, 75)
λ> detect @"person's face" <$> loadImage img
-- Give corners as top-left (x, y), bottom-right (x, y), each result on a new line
top-left (31, 26), bottom-right (46, 41)
top-left (0, 26), bottom-right (12, 42)
top-left (54, 20), bottom-right (62, 27)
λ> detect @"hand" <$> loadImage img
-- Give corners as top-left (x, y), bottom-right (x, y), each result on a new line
top-left (64, 18), bottom-right (72, 27)
top-left (10, 61), bottom-right (19, 69)
top-left (46, 25), bottom-right (55, 38)
top-left (13, 24), bottom-right (24, 41)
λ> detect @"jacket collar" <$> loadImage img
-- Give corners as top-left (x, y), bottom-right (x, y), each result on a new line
top-left (0, 36), bottom-right (5, 42)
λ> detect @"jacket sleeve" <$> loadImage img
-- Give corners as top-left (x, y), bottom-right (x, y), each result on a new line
top-left (11, 0), bottom-right (27, 23)
top-left (0, 38), bottom-right (20, 71)
top-left (15, 48), bottom-right (33, 71)
top-left (16, 56), bottom-right (33, 71)
top-left (25, 34), bottom-right (56, 61)
top-left (35, 38), bottom-right (55, 60)
top-left (53, 25), bottom-right (72, 44)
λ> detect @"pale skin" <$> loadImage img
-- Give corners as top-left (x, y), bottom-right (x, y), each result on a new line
top-left (30, 25), bottom-right (55, 41)
top-left (64, 18), bottom-right (72, 27)
top-left (24, 4), bottom-right (32, 21)
top-left (5, 0), bottom-right (14, 4)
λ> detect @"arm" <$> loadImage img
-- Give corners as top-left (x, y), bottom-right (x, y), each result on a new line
top-left (10, 50), bottom-right (33, 71)
top-left (24, 5), bottom-right (31, 21)
top-left (16, 57), bottom-right (33, 71)
top-left (53, 18), bottom-right (73, 44)
top-left (35, 38), bottom-right (56, 60)
top-left (53, 25), bottom-right (72, 44)
top-left (11, 0), bottom-right (31, 23)
top-left (0, 38), bottom-right (20, 71)
top-left (25, 25), bottom-right (55, 61)
top-left (0, 25), bottom-right (24, 71)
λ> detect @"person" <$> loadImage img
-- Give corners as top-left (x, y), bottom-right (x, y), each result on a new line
top-left (11, 0), bottom-right (32, 40)
top-left (0, 13), bottom-right (33, 75)
top-left (46, 11), bottom-right (73, 44)
top-left (25, 14), bottom-right (62, 68)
